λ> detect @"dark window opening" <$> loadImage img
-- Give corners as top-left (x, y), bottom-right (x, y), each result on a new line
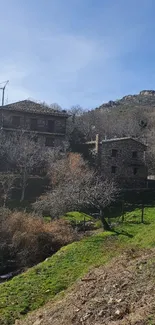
top-left (30, 118), bottom-right (38, 131)
top-left (12, 116), bottom-right (20, 127)
top-left (111, 166), bottom-right (117, 174)
top-left (132, 151), bottom-right (137, 158)
top-left (45, 137), bottom-right (54, 147)
top-left (112, 149), bottom-right (118, 157)
top-left (133, 167), bottom-right (138, 175)
top-left (33, 136), bottom-right (38, 143)
top-left (48, 120), bottom-right (55, 132)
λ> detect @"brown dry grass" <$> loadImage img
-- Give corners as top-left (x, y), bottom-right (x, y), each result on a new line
top-left (0, 210), bottom-right (77, 270)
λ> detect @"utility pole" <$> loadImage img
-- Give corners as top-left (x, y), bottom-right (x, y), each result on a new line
top-left (0, 80), bottom-right (9, 106)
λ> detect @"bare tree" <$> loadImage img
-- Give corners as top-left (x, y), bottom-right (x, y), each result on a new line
top-left (33, 153), bottom-right (118, 230)
top-left (145, 128), bottom-right (155, 174)
top-left (0, 131), bottom-right (47, 202)
top-left (49, 103), bottom-right (62, 111)
top-left (66, 105), bottom-right (84, 137)
top-left (37, 100), bottom-right (62, 111)
top-left (67, 104), bottom-right (148, 143)
top-left (14, 134), bottom-right (46, 202)
top-left (0, 173), bottom-right (16, 207)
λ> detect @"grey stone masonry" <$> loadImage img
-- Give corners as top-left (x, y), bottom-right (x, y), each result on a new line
top-left (86, 136), bottom-right (148, 188)
top-left (99, 138), bottom-right (147, 184)
top-left (0, 100), bottom-right (68, 147)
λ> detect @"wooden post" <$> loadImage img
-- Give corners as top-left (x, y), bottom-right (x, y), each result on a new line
top-left (75, 219), bottom-right (78, 232)
top-left (122, 200), bottom-right (125, 223)
top-left (83, 216), bottom-right (86, 233)
top-left (141, 204), bottom-right (144, 223)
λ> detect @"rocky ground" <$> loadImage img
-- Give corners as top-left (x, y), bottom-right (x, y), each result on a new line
top-left (15, 248), bottom-right (155, 325)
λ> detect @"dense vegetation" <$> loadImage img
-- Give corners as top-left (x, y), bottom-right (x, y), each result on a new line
top-left (68, 90), bottom-right (155, 173)
top-left (0, 210), bottom-right (77, 275)
top-left (1, 207), bottom-right (155, 325)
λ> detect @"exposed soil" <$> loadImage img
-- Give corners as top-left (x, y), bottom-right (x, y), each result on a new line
top-left (15, 248), bottom-right (155, 325)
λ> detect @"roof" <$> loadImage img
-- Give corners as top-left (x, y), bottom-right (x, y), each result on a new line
top-left (101, 137), bottom-right (147, 147)
top-left (0, 100), bottom-right (68, 117)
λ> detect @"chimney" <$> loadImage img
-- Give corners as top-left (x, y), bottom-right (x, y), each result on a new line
top-left (95, 134), bottom-right (99, 154)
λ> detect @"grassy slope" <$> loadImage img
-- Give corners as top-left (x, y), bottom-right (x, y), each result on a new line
top-left (1, 207), bottom-right (155, 325)
top-left (44, 211), bottom-right (94, 224)
top-left (61, 211), bottom-right (94, 222)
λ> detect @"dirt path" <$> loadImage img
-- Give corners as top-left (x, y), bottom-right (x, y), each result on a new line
top-left (15, 248), bottom-right (155, 325)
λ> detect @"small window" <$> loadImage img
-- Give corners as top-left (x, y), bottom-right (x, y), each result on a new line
top-left (48, 120), bottom-right (55, 132)
top-left (132, 151), bottom-right (137, 158)
top-left (33, 136), bottom-right (38, 143)
top-left (112, 149), bottom-right (118, 157)
top-left (12, 116), bottom-right (20, 127)
top-left (45, 137), bottom-right (54, 147)
top-left (133, 167), bottom-right (138, 175)
top-left (111, 166), bottom-right (117, 174)
top-left (30, 118), bottom-right (38, 131)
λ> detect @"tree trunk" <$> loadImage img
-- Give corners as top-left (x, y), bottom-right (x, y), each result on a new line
top-left (20, 185), bottom-right (26, 202)
top-left (122, 200), bottom-right (125, 223)
top-left (141, 204), bottom-right (144, 223)
top-left (100, 208), bottom-right (111, 231)
top-left (3, 195), bottom-right (6, 208)
top-left (83, 216), bottom-right (86, 233)
top-left (20, 172), bottom-right (27, 202)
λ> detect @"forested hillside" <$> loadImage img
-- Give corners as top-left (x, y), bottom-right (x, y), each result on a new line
top-left (68, 90), bottom-right (155, 173)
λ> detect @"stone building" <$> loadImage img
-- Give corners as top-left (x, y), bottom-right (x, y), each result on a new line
top-left (87, 135), bottom-right (148, 188)
top-left (0, 100), bottom-right (68, 147)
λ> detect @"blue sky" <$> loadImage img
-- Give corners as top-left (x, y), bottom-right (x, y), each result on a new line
top-left (0, 0), bottom-right (155, 108)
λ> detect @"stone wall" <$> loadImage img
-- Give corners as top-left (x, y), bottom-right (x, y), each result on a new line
top-left (99, 139), bottom-right (147, 185)
top-left (1, 110), bottom-right (66, 134)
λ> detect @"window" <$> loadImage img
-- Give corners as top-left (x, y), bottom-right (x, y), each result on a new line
top-left (45, 137), bottom-right (54, 147)
top-left (111, 166), bottom-right (117, 174)
top-left (12, 116), bottom-right (20, 127)
top-left (30, 118), bottom-right (38, 131)
top-left (133, 167), bottom-right (138, 175)
top-left (112, 149), bottom-right (118, 157)
top-left (132, 151), bottom-right (137, 158)
top-left (33, 136), bottom-right (38, 143)
top-left (48, 120), bottom-right (55, 132)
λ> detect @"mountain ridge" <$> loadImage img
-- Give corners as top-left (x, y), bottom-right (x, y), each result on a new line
top-left (96, 90), bottom-right (155, 111)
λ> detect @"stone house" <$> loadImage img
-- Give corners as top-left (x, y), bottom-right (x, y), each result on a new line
top-left (87, 135), bottom-right (148, 188)
top-left (0, 100), bottom-right (68, 147)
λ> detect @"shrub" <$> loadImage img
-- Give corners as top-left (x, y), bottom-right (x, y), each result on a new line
top-left (0, 210), bottom-right (77, 274)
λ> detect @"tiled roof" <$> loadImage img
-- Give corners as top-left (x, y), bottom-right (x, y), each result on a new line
top-left (101, 137), bottom-right (147, 147)
top-left (0, 100), bottom-right (68, 117)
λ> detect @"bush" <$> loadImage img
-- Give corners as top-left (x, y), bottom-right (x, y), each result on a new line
top-left (0, 210), bottom-right (77, 274)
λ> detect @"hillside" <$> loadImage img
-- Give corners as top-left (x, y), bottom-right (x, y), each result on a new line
top-left (97, 90), bottom-right (155, 111)
top-left (77, 90), bottom-right (155, 146)
top-left (1, 208), bottom-right (155, 325)
top-left (16, 248), bottom-right (155, 325)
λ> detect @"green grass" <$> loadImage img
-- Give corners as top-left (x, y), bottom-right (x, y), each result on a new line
top-left (1, 207), bottom-right (155, 325)
top-left (61, 211), bottom-right (94, 223)
top-left (43, 212), bottom-right (94, 225)
top-left (43, 216), bottom-right (52, 223)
